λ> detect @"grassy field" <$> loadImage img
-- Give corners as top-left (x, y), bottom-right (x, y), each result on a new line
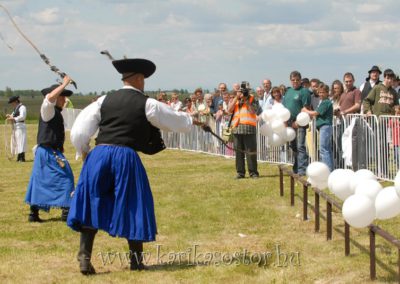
top-left (1, 124), bottom-right (400, 283)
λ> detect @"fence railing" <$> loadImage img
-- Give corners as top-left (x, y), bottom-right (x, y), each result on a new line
top-left (278, 165), bottom-right (400, 282)
top-left (162, 114), bottom-right (400, 181)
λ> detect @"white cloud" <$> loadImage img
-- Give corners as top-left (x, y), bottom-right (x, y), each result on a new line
top-left (356, 3), bottom-right (382, 14)
top-left (31, 8), bottom-right (61, 25)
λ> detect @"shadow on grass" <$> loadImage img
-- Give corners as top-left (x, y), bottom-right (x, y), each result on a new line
top-left (292, 193), bottom-right (399, 282)
top-left (41, 217), bottom-right (65, 223)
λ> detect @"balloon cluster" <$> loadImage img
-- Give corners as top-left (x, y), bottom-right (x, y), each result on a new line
top-left (306, 162), bottom-right (400, 229)
top-left (259, 105), bottom-right (301, 146)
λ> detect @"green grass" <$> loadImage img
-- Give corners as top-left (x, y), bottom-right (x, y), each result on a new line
top-left (1, 124), bottom-right (400, 283)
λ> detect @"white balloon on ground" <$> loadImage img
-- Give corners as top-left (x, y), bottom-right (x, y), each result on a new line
top-left (285, 127), bottom-right (296, 142)
top-left (306, 161), bottom-right (330, 182)
top-left (329, 169), bottom-right (355, 201)
top-left (342, 194), bottom-right (375, 228)
top-left (375, 186), bottom-right (400, 220)
top-left (354, 179), bottom-right (382, 202)
top-left (296, 112), bottom-right (310, 127)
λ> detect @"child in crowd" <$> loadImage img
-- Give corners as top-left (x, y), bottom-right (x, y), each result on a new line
top-left (271, 87), bottom-right (283, 105)
top-left (304, 83), bottom-right (334, 171)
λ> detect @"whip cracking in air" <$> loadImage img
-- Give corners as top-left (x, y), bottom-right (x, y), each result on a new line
top-left (0, 4), bottom-right (77, 89)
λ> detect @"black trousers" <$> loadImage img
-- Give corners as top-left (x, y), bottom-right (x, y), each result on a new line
top-left (233, 133), bottom-right (258, 176)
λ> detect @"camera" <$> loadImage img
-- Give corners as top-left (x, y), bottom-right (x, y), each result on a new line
top-left (240, 81), bottom-right (250, 97)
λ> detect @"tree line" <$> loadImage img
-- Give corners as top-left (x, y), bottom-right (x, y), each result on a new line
top-left (0, 87), bottom-right (197, 99)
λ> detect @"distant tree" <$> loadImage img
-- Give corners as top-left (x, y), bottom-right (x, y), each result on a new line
top-left (5, 87), bottom-right (12, 98)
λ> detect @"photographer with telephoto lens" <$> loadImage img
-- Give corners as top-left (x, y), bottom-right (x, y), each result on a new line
top-left (228, 81), bottom-right (262, 179)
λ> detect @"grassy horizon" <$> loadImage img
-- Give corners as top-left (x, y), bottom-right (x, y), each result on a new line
top-left (1, 124), bottom-right (400, 283)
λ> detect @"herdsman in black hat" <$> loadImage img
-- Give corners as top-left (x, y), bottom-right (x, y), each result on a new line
top-left (25, 76), bottom-right (75, 223)
top-left (6, 95), bottom-right (27, 161)
top-left (67, 57), bottom-right (204, 274)
top-left (360, 65), bottom-right (382, 104)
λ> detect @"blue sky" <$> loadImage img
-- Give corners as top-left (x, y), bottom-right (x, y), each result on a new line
top-left (0, 0), bottom-right (399, 94)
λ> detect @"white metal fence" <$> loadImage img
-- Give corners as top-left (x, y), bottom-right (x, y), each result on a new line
top-left (161, 114), bottom-right (400, 181)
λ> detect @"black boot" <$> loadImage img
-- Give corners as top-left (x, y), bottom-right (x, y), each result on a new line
top-left (61, 207), bottom-right (69, 222)
top-left (20, 152), bottom-right (25, 162)
top-left (17, 153), bottom-right (21, 162)
top-left (128, 240), bottom-right (146, 271)
top-left (28, 206), bottom-right (42, 222)
top-left (78, 227), bottom-right (97, 275)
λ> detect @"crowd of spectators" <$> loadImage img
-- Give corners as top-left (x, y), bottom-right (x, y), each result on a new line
top-left (155, 65), bottom-right (400, 174)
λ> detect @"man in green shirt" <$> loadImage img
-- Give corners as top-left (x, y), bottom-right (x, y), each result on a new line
top-left (282, 71), bottom-right (311, 176)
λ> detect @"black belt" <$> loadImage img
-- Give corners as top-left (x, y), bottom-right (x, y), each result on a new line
top-left (39, 144), bottom-right (62, 151)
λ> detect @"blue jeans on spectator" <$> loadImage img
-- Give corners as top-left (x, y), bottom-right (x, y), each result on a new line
top-left (289, 126), bottom-right (309, 175)
top-left (319, 125), bottom-right (333, 171)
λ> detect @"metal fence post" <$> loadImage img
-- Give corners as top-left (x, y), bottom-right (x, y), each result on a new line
top-left (327, 201), bottom-right (332, 240)
top-left (315, 193), bottom-right (320, 232)
top-left (370, 227), bottom-right (376, 280)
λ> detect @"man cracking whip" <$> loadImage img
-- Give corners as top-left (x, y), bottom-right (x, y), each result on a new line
top-left (25, 76), bottom-right (75, 222)
top-left (67, 57), bottom-right (204, 274)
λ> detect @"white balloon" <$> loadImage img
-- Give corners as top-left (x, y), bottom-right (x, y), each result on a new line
top-left (262, 109), bottom-right (277, 122)
top-left (259, 123), bottom-right (273, 138)
top-left (329, 170), bottom-right (355, 201)
top-left (271, 120), bottom-right (285, 135)
top-left (306, 161), bottom-right (330, 182)
top-left (342, 194), bottom-right (375, 228)
top-left (272, 103), bottom-right (284, 110)
top-left (285, 127), bottom-right (296, 142)
top-left (328, 169), bottom-right (346, 190)
top-left (375, 186), bottom-right (400, 220)
top-left (354, 179), bottom-right (382, 202)
top-left (349, 169), bottom-right (376, 192)
top-left (296, 112), bottom-right (310, 127)
top-left (395, 171), bottom-right (400, 198)
top-left (355, 169), bottom-right (376, 180)
top-left (277, 107), bottom-right (291, 122)
top-left (307, 177), bottom-right (328, 190)
top-left (269, 133), bottom-right (284, 147)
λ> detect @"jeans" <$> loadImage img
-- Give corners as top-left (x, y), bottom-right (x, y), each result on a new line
top-left (289, 126), bottom-right (309, 175)
top-left (319, 125), bottom-right (333, 171)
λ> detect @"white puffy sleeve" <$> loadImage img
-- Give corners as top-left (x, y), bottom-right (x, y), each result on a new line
top-left (145, 98), bottom-right (193, 133)
top-left (40, 97), bottom-right (56, 122)
top-left (70, 96), bottom-right (105, 158)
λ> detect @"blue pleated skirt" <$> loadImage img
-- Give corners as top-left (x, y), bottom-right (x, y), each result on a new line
top-left (67, 145), bottom-right (157, 242)
top-left (25, 146), bottom-right (74, 211)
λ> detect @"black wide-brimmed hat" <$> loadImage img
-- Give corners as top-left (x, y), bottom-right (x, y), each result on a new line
top-left (368, 65), bottom-right (382, 74)
top-left (41, 84), bottom-right (73, 97)
top-left (112, 58), bottom-right (156, 78)
top-left (8, 95), bottom-right (20, 104)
